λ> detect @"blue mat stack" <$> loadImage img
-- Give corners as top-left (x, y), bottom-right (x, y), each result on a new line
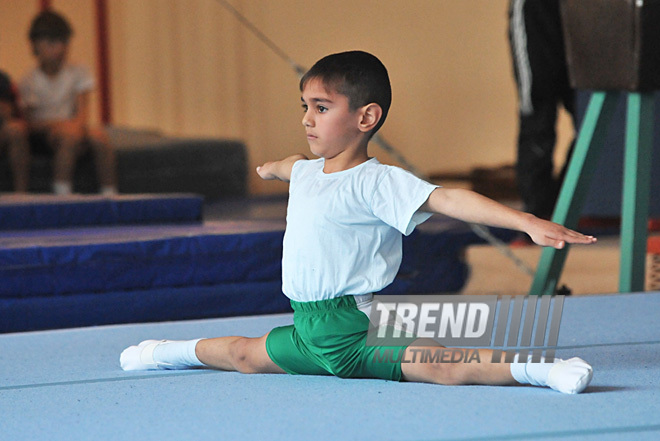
top-left (0, 194), bottom-right (511, 333)
top-left (0, 194), bottom-right (292, 333)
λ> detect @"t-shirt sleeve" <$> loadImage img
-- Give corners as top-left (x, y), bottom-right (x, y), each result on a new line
top-left (74, 66), bottom-right (96, 94)
top-left (18, 73), bottom-right (37, 111)
top-left (370, 166), bottom-right (439, 236)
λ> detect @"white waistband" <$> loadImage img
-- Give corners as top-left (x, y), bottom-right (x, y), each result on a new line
top-left (353, 293), bottom-right (373, 306)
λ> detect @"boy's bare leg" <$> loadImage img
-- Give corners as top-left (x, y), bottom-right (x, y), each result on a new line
top-left (121, 334), bottom-right (285, 374)
top-left (196, 335), bottom-right (286, 374)
top-left (401, 343), bottom-right (515, 386)
top-left (401, 340), bottom-right (592, 393)
top-left (87, 127), bottom-right (117, 193)
top-left (4, 120), bottom-right (30, 192)
top-left (50, 131), bottom-right (82, 194)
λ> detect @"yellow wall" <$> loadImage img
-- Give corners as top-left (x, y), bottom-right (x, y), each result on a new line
top-left (0, 0), bottom-right (573, 195)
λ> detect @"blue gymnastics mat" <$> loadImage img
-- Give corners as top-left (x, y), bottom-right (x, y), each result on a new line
top-left (0, 220), bottom-right (287, 332)
top-left (0, 213), bottom-right (510, 333)
top-left (0, 193), bottom-right (203, 230)
top-left (1, 292), bottom-right (658, 440)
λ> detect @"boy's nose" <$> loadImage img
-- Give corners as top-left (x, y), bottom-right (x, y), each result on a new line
top-left (302, 115), bottom-right (313, 127)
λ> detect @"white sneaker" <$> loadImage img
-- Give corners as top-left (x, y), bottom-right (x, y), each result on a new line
top-left (547, 357), bottom-right (593, 394)
top-left (120, 340), bottom-right (169, 371)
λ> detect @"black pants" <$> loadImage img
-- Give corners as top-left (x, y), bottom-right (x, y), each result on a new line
top-left (508, 0), bottom-right (576, 218)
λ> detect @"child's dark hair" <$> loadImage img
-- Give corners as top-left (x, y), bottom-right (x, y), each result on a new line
top-left (29, 10), bottom-right (73, 42)
top-left (300, 51), bottom-right (392, 136)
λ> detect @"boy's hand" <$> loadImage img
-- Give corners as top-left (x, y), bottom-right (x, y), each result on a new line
top-left (48, 119), bottom-right (85, 140)
top-left (524, 215), bottom-right (597, 249)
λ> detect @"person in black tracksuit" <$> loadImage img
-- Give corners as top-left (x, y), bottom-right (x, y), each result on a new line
top-left (508, 0), bottom-right (576, 219)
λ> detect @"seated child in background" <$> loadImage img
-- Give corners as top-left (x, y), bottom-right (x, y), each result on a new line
top-left (121, 51), bottom-right (595, 394)
top-left (0, 70), bottom-right (30, 193)
top-left (19, 10), bottom-right (117, 195)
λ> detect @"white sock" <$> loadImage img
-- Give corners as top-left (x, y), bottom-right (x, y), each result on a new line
top-left (100, 185), bottom-right (118, 196)
top-left (120, 339), bottom-right (205, 371)
top-left (153, 339), bottom-right (206, 369)
top-left (510, 354), bottom-right (593, 394)
top-left (53, 181), bottom-right (72, 195)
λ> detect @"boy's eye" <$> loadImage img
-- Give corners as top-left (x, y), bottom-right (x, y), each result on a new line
top-left (301, 103), bottom-right (328, 113)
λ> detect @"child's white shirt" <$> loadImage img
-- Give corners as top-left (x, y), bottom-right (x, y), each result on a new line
top-left (282, 157), bottom-right (438, 302)
top-left (19, 64), bottom-right (95, 122)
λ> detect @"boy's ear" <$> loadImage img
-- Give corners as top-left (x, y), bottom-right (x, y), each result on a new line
top-left (358, 103), bottom-right (382, 133)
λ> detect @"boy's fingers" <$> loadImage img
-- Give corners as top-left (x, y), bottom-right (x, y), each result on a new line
top-left (568, 233), bottom-right (596, 244)
top-left (548, 224), bottom-right (597, 244)
top-left (546, 231), bottom-right (596, 246)
top-left (542, 236), bottom-right (565, 249)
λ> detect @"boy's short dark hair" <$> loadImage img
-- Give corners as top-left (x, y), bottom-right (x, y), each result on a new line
top-left (300, 51), bottom-right (392, 136)
top-left (29, 10), bottom-right (73, 42)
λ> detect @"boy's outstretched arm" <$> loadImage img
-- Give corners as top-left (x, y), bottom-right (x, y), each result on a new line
top-left (419, 188), bottom-right (596, 249)
top-left (256, 154), bottom-right (308, 182)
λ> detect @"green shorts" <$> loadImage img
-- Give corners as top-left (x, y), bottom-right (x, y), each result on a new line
top-left (265, 295), bottom-right (415, 381)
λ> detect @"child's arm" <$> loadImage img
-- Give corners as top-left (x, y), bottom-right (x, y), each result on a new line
top-left (28, 91), bottom-right (90, 135)
top-left (419, 187), bottom-right (596, 249)
top-left (71, 91), bottom-right (90, 127)
top-left (50, 91), bottom-right (89, 134)
top-left (256, 154), bottom-right (308, 182)
top-left (0, 100), bottom-right (13, 122)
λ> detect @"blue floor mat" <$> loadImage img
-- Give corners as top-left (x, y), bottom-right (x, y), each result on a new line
top-left (1, 292), bottom-right (658, 441)
top-left (0, 193), bottom-right (202, 230)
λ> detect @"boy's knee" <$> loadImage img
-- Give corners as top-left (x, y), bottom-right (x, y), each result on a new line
top-left (49, 125), bottom-right (85, 147)
top-left (87, 127), bottom-right (108, 141)
top-left (405, 355), bottom-right (466, 385)
top-left (51, 132), bottom-right (84, 150)
top-left (228, 337), bottom-right (262, 374)
top-left (87, 129), bottom-right (113, 153)
top-left (4, 120), bottom-right (28, 139)
top-left (427, 360), bottom-right (465, 385)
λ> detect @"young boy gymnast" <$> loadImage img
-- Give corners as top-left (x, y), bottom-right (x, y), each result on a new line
top-left (121, 51), bottom-right (595, 394)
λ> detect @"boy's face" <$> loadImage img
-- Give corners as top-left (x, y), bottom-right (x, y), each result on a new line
top-left (301, 78), bottom-right (364, 160)
top-left (32, 38), bottom-right (68, 69)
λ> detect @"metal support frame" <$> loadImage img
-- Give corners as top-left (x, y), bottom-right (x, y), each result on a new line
top-left (530, 91), bottom-right (655, 295)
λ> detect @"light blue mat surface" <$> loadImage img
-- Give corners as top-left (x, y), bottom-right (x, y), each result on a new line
top-left (1, 293), bottom-right (659, 440)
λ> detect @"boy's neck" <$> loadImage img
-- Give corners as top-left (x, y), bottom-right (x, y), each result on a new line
top-left (39, 60), bottom-right (64, 77)
top-left (322, 143), bottom-right (370, 174)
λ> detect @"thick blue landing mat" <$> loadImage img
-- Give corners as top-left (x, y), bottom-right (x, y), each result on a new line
top-left (0, 216), bottom-right (484, 298)
top-left (1, 293), bottom-right (658, 440)
top-left (1, 215), bottom-right (508, 332)
top-left (0, 220), bottom-right (286, 297)
top-left (0, 193), bottom-right (203, 230)
top-left (0, 220), bottom-right (288, 332)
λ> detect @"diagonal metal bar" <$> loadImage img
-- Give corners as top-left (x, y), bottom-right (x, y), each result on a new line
top-left (529, 91), bottom-right (620, 295)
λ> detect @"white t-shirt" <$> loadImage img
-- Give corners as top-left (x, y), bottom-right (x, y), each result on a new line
top-left (282, 158), bottom-right (439, 302)
top-left (19, 64), bottom-right (95, 122)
